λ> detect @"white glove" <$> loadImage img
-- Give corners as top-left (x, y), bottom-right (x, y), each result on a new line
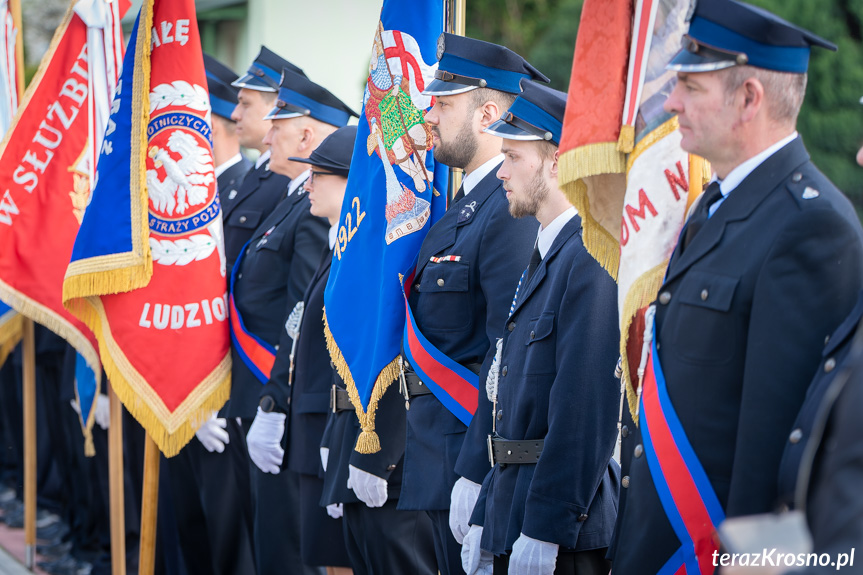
top-left (449, 477), bottom-right (481, 544)
top-left (346, 465), bottom-right (387, 508)
top-left (508, 533), bottom-right (558, 575)
top-left (94, 395), bottom-right (110, 430)
top-left (326, 503), bottom-right (343, 519)
top-left (246, 407), bottom-right (286, 474)
top-left (195, 412), bottom-right (230, 453)
top-left (461, 524), bottom-right (493, 575)
top-left (320, 447), bottom-right (329, 472)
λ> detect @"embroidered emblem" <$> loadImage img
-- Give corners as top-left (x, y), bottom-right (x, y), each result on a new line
top-left (228, 189), bottom-right (238, 200)
top-left (458, 200), bottom-right (477, 223)
top-left (802, 187), bottom-right (820, 200)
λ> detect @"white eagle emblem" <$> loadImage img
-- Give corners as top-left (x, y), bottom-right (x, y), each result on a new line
top-left (147, 130), bottom-right (215, 216)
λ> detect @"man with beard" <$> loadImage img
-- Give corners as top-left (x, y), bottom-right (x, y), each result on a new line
top-left (460, 81), bottom-right (620, 575)
top-left (382, 34), bottom-right (545, 575)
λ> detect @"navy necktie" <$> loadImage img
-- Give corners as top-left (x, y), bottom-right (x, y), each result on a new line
top-left (682, 181), bottom-right (723, 251)
top-left (527, 244), bottom-right (542, 281)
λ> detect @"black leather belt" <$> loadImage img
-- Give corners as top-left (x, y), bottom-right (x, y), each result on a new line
top-left (487, 435), bottom-right (544, 466)
top-left (330, 385), bottom-right (353, 413)
top-left (400, 359), bottom-right (482, 401)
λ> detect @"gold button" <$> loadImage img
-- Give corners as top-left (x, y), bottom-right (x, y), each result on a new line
top-left (825, 358), bottom-right (836, 373)
top-left (622, 476), bottom-right (630, 488)
top-left (634, 444), bottom-right (643, 458)
top-left (701, 289), bottom-right (708, 301)
top-left (659, 292), bottom-right (671, 305)
top-left (437, 278), bottom-right (444, 287)
top-left (789, 428), bottom-right (803, 444)
top-left (239, 216), bottom-right (247, 223)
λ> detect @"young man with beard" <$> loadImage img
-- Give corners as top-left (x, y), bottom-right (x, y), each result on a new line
top-left (230, 69), bottom-right (356, 575)
top-left (609, 2), bottom-right (863, 573)
top-left (461, 81), bottom-right (619, 575)
top-left (384, 33), bottom-right (546, 575)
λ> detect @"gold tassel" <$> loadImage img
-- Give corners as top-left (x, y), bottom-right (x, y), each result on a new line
top-left (558, 143), bottom-right (626, 187)
top-left (617, 124), bottom-right (635, 154)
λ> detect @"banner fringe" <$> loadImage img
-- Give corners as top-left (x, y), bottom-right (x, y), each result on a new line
top-left (63, 262), bottom-right (153, 302)
top-left (617, 124), bottom-right (635, 154)
top-left (558, 142), bottom-right (626, 186)
top-left (323, 308), bottom-right (399, 454)
top-left (563, 178), bottom-right (621, 280)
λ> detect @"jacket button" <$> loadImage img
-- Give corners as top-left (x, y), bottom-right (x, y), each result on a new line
top-left (387, 464), bottom-right (396, 471)
top-left (238, 273), bottom-right (243, 279)
top-left (824, 358), bottom-right (836, 373)
top-left (530, 331), bottom-right (536, 340)
top-left (659, 291), bottom-right (671, 305)
top-left (507, 321), bottom-right (515, 332)
top-left (496, 410), bottom-right (503, 421)
top-left (577, 514), bottom-right (588, 522)
top-left (634, 444), bottom-right (643, 458)
top-left (791, 172), bottom-right (803, 183)
top-left (437, 278), bottom-right (445, 287)
top-left (621, 476), bottom-right (630, 488)
top-left (621, 425), bottom-right (629, 438)
top-left (701, 289), bottom-right (708, 301)
top-left (239, 216), bottom-right (247, 223)
top-left (825, 335), bottom-right (830, 346)
top-left (274, 344), bottom-right (279, 351)
top-left (789, 428), bottom-right (803, 444)
top-left (501, 366), bottom-right (508, 377)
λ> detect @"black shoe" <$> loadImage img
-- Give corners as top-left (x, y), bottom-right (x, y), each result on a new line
top-left (38, 555), bottom-right (92, 575)
top-left (37, 539), bottom-right (73, 559)
top-left (37, 520), bottom-right (69, 542)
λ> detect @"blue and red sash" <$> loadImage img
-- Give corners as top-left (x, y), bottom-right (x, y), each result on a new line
top-left (228, 241), bottom-right (276, 384)
top-left (640, 336), bottom-right (725, 575)
top-left (402, 288), bottom-right (479, 426)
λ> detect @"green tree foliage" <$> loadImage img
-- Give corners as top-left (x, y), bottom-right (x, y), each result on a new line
top-left (467, 0), bottom-right (863, 213)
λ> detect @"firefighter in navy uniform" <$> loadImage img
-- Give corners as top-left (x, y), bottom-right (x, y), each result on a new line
top-left (608, 2), bottom-right (863, 574)
top-left (222, 46), bottom-right (305, 272)
top-left (231, 69), bottom-right (356, 575)
top-left (392, 34), bottom-right (547, 575)
top-left (462, 81), bottom-right (620, 575)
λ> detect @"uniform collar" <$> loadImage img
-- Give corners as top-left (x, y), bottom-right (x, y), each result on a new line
top-left (718, 132), bottom-right (798, 197)
top-left (215, 153), bottom-right (243, 178)
top-left (328, 223), bottom-right (338, 250)
top-left (255, 149), bottom-right (271, 170)
top-left (287, 169), bottom-right (310, 197)
top-left (462, 154), bottom-right (504, 197)
top-left (537, 206), bottom-right (577, 258)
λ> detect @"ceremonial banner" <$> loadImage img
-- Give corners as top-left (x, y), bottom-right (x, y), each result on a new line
top-left (64, 0), bottom-right (230, 457)
top-left (324, 0), bottom-right (448, 453)
top-left (0, 0), bottom-right (128, 453)
top-left (559, 0), bottom-right (708, 421)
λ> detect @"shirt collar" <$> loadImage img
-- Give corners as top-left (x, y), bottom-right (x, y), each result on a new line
top-left (718, 132), bottom-right (798, 198)
top-left (255, 149), bottom-right (271, 170)
top-left (215, 153), bottom-right (243, 179)
top-left (328, 224), bottom-right (338, 250)
top-left (537, 206), bottom-right (578, 258)
top-left (461, 154), bottom-right (504, 197)
top-left (287, 169), bottom-right (310, 197)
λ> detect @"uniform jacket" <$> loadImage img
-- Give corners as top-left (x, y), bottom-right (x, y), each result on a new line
top-left (217, 154), bottom-right (252, 216)
top-left (470, 215), bottom-right (620, 554)
top-left (776, 293), bottom-right (863, 568)
top-left (399, 165), bottom-right (536, 511)
top-left (609, 138), bottom-right (863, 574)
top-left (319, 374), bottom-right (407, 505)
top-left (286, 246), bottom-right (334, 476)
top-left (222, 158), bottom-right (290, 273)
top-left (225, 183), bottom-right (329, 419)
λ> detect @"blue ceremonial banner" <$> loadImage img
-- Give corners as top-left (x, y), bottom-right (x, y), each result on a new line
top-left (324, 0), bottom-right (448, 453)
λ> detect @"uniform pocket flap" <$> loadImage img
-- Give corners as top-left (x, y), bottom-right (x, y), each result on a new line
top-left (231, 210), bottom-right (262, 230)
top-left (525, 311), bottom-right (555, 345)
top-left (678, 271), bottom-right (738, 312)
top-left (419, 261), bottom-right (469, 293)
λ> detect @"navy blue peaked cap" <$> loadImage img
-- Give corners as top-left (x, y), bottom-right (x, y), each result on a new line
top-left (486, 80), bottom-right (566, 145)
top-left (289, 125), bottom-right (357, 177)
top-left (233, 46), bottom-right (305, 92)
top-left (669, 0), bottom-right (836, 74)
top-left (264, 69), bottom-right (358, 128)
top-left (424, 33), bottom-right (549, 96)
top-left (203, 54), bottom-right (239, 120)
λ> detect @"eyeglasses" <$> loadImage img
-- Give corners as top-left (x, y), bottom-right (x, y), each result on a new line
top-left (308, 170), bottom-right (338, 185)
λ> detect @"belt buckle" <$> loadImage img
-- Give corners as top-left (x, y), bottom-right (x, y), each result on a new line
top-left (330, 385), bottom-right (338, 413)
top-left (487, 434), bottom-right (495, 468)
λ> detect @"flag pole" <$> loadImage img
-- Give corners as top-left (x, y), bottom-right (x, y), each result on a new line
top-left (108, 387), bottom-right (126, 575)
top-left (446, 0), bottom-right (466, 200)
top-left (138, 436), bottom-right (159, 575)
top-left (8, 1), bottom-right (35, 569)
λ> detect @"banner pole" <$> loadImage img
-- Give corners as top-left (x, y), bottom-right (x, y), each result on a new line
top-left (445, 0), bottom-right (467, 200)
top-left (9, 0), bottom-right (23, 95)
top-left (138, 435), bottom-right (159, 575)
top-left (20, 318), bottom-right (34, 571)
top-left (108, 387), bottom-right (126, 575)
